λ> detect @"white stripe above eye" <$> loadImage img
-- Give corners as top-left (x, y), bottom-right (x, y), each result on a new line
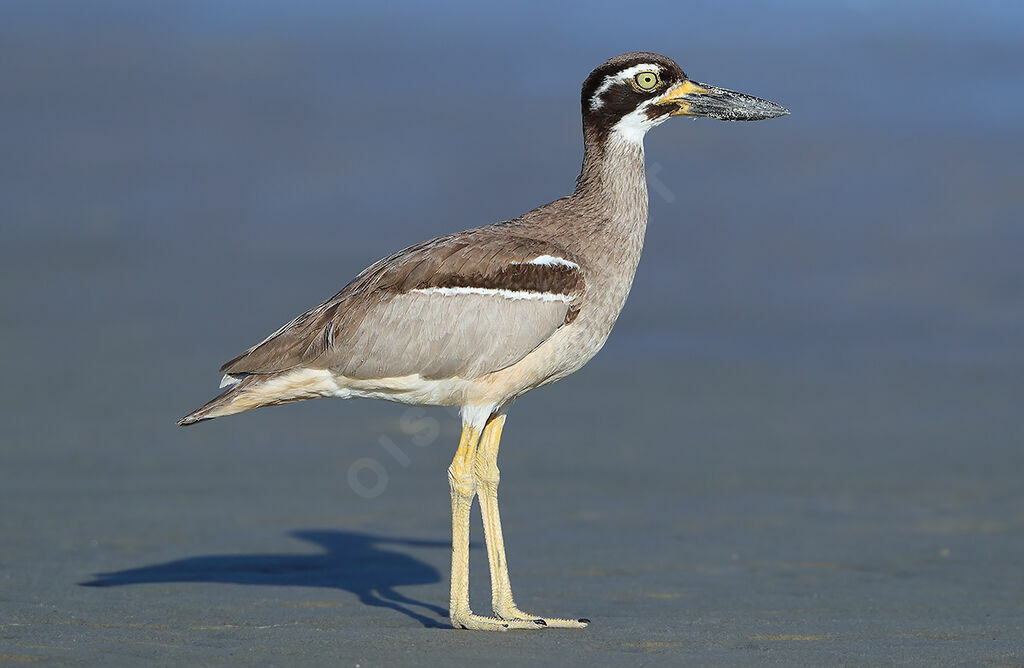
top-left (410, 286), bottom-right (572, 303)
top-left (526, 255), bottom-right (580, 270)
top-left (589, 63), bottom-right (663, 111)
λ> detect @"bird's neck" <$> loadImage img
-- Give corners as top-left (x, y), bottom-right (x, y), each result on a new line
top-left (574, 129), bottom-right (649, 225)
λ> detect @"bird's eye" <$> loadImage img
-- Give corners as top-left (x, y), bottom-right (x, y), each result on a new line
top-left (633, 71), bottom-right (660, 92)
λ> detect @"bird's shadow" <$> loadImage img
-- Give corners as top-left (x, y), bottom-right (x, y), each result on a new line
top-left (80, 529), bottom-right (451, 628)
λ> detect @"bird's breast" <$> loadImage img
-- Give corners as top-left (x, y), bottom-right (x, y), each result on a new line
top-left (508, 216), bottom-right (648, 391)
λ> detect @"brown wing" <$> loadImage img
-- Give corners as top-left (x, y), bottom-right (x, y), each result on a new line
top-left (220, 225), bottom-right (585, 380)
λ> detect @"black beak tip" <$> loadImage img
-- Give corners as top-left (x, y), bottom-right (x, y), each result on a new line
top-left (736, 98), bottom-right (790, 121)
top-left (718, 100), bottom-right (789, 121)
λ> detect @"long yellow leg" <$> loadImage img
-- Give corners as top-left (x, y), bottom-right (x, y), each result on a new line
top-left (475, 414), bottom-right (589, 629)
top-left (448, 421), bottom-right (543, 631)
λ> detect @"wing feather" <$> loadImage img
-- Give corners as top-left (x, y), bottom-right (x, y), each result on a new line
top-left (220, 226), bottom-right (585, 380)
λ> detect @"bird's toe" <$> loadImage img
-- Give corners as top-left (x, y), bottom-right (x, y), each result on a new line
top-left (450, 612), bottom-right (545, 631)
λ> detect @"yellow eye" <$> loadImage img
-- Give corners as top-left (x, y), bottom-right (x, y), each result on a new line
top-left (633, 70), bottom-right (660, 92)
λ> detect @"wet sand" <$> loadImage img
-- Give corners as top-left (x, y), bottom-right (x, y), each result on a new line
top-left (2, 1), bottom-right (1023, 664)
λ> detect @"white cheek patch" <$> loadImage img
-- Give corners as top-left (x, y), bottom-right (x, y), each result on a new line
top-left (589, 63), bottom-right (663, 111)
top-left (608, 99), bottom-right (669, 145)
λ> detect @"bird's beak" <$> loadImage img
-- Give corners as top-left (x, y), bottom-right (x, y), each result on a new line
top-left (655, 79), bottom-right (789, 121)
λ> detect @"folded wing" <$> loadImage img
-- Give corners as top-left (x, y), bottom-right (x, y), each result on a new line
top-left (220, 226), bottom-right (585, 381)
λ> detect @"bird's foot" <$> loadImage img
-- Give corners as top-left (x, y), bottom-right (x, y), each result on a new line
top-left (450, 610), bottom-right (547, 631)
top-left (497, 606), bottom-right (590, 629)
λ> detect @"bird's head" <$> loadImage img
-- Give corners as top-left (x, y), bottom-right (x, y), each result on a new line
top-left (581, 52), bottom-right (788, 144)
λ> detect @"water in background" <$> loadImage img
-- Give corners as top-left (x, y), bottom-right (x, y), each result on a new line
top-left (1, 0), bottom-right (1022, 423)
top-left (2, 4), bottom-right (1024, 661)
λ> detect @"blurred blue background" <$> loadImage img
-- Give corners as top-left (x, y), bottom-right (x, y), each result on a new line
top-left (5, 0), bottom-right (1022, 376)
top-left (2, 1), bottom-right (1023, 663)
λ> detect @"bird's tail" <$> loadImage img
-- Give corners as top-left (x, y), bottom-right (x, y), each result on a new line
top-left (177, 368), bottom-right (336, 426)
top-left (178, 375), bottom-right (260, 426)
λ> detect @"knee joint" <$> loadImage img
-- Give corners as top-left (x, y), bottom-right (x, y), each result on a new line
top-left (473, 462), bottom-right (500, 491)
top-left (448, 466), bottom-right (475, 497)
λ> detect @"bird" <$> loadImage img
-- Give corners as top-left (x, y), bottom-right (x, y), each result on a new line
top-left (178, 51), bottom-right (787, 631)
